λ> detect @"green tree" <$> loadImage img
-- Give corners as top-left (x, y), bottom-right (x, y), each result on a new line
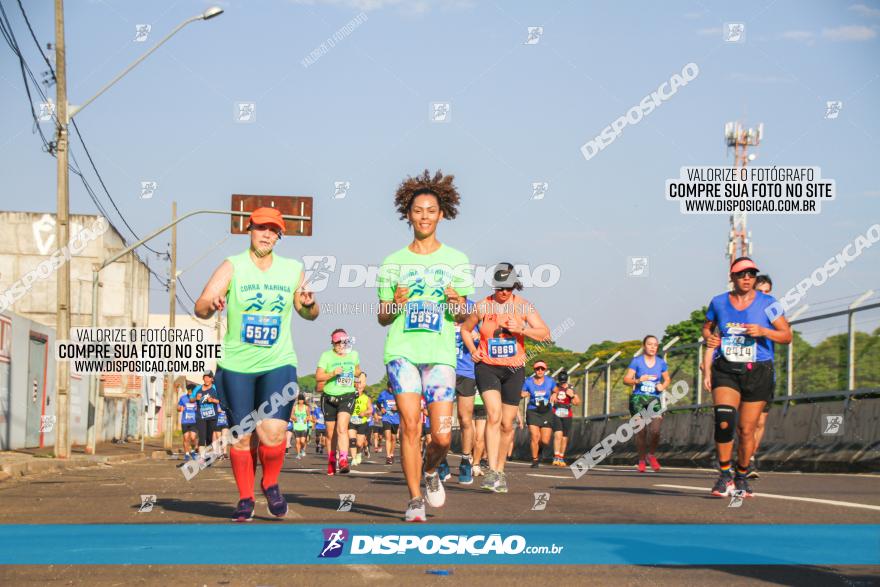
top-left (661, 307), bottom-right (708, 347)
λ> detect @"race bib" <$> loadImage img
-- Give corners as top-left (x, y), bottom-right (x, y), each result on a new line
top-left (555, 407), bottom-right (570, 418)
top-left (337, 371), bottom-right (354, 387)
top-left (240, 313), bottom-right (281, 347)
top-left (722, 335), bottom-right (757, 363)
top-left (182, 403), bottom-right (197, 425)
top-left (404, 300), bottom-right (442, 333)
top-left (639, 379), bottom-right (657, 394)
top-left (488, 338), bottom-right (517, 359)
top-left (387, 399), bottom-right (397, 412)
top-left (351, 415), bottom-right (362, 425)
top-left (216, 411), bottom-right (228, 426)
top-left (200, 403), bottom-right (216, 419)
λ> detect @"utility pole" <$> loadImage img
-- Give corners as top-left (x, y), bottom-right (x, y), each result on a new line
top-left (54, 0), bottom-right (71, 459)
top-left (164, 201), bottom-right (177, 450)
top-left (723, 121), bottom-right (763, 283)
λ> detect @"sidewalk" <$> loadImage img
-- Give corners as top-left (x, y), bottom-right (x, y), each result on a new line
top-left (0, 438), bottom-right (168, 482)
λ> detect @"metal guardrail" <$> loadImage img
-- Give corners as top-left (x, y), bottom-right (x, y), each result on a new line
top-left (567, 301), bottom-right (880, 419)
top-left (582, 387), bottom-right (880, 421)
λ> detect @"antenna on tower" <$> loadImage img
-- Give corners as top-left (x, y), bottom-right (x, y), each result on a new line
top-left (723, 119), bottom-right (763, 286)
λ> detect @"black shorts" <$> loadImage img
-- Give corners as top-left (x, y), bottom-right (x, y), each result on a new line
top-left (712, 359), bottom-right (775, 403)
top-left (475, 363), bottom-right (525, 406)
top-left (456, 375), bottom-right (477, 398)
top-left (182, 423), bottom-right (198, 434)
top-left (293, 429), bottom-right (308, 438)
top-left (197, 418), bottom-right (217, 447)
top-left (321, 393), bottom-right (357, 421)
top-left (473, 404), bottom-right (487, 420)
top-left (526, 409), bottom-right (553, 429)
top-left (552, 415), bottom-right (573, 437)
top-left (382, 422), bottom-right (399, 434)
top-left (370, 425), bottom-right (382, 434)
top-left (422, 425), bottom-right (431, 437)
top-left (355, 422), bottom-right (370, 436)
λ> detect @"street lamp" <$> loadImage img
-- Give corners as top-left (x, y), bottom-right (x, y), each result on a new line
top-left (53, 1), bottom-right (223, 458)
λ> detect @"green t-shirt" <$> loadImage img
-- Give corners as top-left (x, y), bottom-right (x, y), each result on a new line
top-left (218, 251), bottom-right (302, 374)
top-left (474, 389), bottom-right (484, 407)
top-left (377, 244), bottom-right (474, 367)
top-left (292, 405), bottom-right (309, 431)
top-left (317, 349), bottom-right (360, 396)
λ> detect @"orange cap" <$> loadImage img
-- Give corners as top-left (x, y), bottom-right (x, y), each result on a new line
top-left (248, 207), bottom-right (285, 234)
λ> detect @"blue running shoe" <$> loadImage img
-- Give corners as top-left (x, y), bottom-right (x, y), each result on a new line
top-left (261, 484), bottom-right (288, 518)
top-left (459, 458), bottom-right (473, 485)
top-left (231, 498), bottom-right (254, 522)
top-left (437, 461), bottom-right (451, 482)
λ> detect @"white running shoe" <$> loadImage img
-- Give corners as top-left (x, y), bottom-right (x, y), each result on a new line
top-left (405, 497), bottom-right (427, 522)
top-left (423, 471), bottom-right (446, 508)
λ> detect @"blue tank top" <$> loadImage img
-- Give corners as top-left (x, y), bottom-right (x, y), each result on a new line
top-left (706, 291), bottom-right (781, 363)
top-left (523, 375), bottom-right (556, 411)
top-left (455, 300), bottom-right (478, 378)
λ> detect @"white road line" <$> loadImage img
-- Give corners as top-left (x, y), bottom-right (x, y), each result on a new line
top-left (654, 484), bottom-right (880, 512)
top-left (349, 470), bottom-right (388, 476)
top-left (527, 473), bottom-right (571, 479)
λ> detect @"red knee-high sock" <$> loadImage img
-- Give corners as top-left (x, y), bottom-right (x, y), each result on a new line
top-left (259, 443), bottom-right (286, 490)
top-left (230, 447), bottom-right (255, 500)
top-left (250, 442), bottom-right (259, 475)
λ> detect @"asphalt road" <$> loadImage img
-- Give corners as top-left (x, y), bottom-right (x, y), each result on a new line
top-left (0, 449), bottom-right (878, 585)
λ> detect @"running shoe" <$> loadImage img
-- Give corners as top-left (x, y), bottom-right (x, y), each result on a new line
top-left (747, 458), bottom-right (760, 479)
top-left (734, 474), bottom-right (754, 497)
top-left (231, 498), bottom-right (255, 522)
top-left (183, 453), bottom-right (192, 462)
top-left (424, 471), bottom-right (446, 507)
top-left (437, 461), bottom-right (451, 482)
top-left (473, 464), bottom-right (483, 477)
top-left (364, 447), bottom-right (371, 459)
top-left (531, 459), bottom-right (539, 468)
top-left (554, 458), bottom-right (565, 467)
top-left (405, 497), bottom-right (427, 522)
top-left (648, 454), bottom-right (661, 472)
top-left (327, 453), bottom-right (336, 476)
top-left (459, 458), bottom-right (473, 485)
top-left (711, 472), bottom-right (735, 497)
top-left (637, 460), bottom-right (647, 473)
top-left (494, 472), bottom-right (508, 494)
top-left (338, 454), bottom-right (350, 474)
top-left (481, 470), bottom-right (499, 492)
top-left (386, 455), bottom-right (394, 465)
top-left (480, 459), bottom-right (489, 470)
top-left (300, 450), bottom-right (306, 458)
top-left (261, 484), bottom-right (288, 518)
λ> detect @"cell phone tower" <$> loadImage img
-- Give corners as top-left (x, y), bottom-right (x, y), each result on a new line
top-left (723, 121), bottom-right (763, 281)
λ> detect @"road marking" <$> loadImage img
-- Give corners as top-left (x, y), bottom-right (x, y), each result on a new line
top-left (527, 473), bottom-right (571, 479)
top-left (349, 470), bottom-right (388, 475)
top-left (654, 484), bottom-right (880, 512)
top-left (343, 565), bottom-right (393, 579)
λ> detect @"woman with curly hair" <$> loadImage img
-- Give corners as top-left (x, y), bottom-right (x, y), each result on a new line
top-left (376, 169), bottom-right (475, 522)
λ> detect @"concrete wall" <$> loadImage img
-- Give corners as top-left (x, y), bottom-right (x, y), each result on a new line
top-left (0, 211), bottom-right (149, 331)
top-left (505, 397), bottom-right (880, 473)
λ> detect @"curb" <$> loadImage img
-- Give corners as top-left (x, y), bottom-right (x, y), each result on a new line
top-left (0, 452), bottom-right (149, 481)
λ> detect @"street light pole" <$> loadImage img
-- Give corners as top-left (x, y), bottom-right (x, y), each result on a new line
top-left (164, 202), bottom-right (177, 450)
top-left (53, 0), bottom-right (71, 458)
top-left (50, 6), bottom-right (224, 455)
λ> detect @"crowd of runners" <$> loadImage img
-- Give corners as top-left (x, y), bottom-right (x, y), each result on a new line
top-left (189, 170), bottom-right (791, 522)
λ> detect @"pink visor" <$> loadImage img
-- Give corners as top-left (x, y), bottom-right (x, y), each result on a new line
top-left (730, 258), bottom-right (759, 274)
top-left (331, 331), bottom-right (348, 343)
top-left (533, 361), bottom-right (548, 369)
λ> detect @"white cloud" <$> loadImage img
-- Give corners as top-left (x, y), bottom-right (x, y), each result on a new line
top-left (728, 72), bottom-right (798, 83)
top-left (779, 30), bottom-right (815, 42)
top-left (821, 25), bottom-right (878, 41)
top-left (849, 3), bottom-right (880, 17)
top-left (289, 0), bottom-right (467, 12)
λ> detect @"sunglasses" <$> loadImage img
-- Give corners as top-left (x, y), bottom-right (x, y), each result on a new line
top-left (332, 339), bottom-right (351, 345)
top-left (732, 270), bottom-right (758, 279)
top-left (534, 367), bottom-right (546, 371)
top-left (494, 287), bottom-right (514, 292)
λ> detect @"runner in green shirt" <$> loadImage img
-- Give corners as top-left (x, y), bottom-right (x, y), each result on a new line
top-left (377, 170), bottom-right (474, 522)
top-left (195, 207), bottom-right (319, 522)
top-left (348, 373), bottom-right (373, 466)
top-left (315, 328), bottom-right (361, 475)
top-left (291, 395), bottom-right (311, 459)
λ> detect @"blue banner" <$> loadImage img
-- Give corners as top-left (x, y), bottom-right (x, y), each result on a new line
top-left (0, 524), bottom-right (877, 565)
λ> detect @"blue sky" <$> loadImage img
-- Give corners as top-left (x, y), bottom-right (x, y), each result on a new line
top-left (2, 0), bottom-right (879, 379)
